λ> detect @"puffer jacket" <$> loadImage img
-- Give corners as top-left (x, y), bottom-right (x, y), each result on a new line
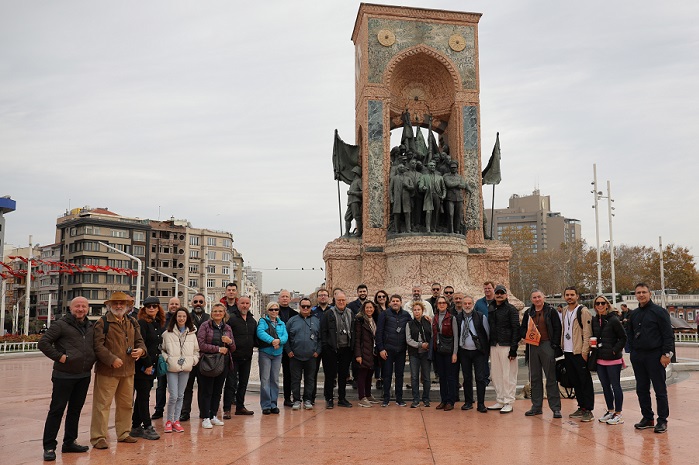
top-left (257, 316), bottom-right (288, 357)
top-left (353, 315), bottom-right (375, 369)
top-left (135, 318), bottom-right (163, 379)
top-left (38, 313), bottom-right (96, 376)
top-left (591, 312), bottom-right (627, 361)
top-left (161, 328), bottom-right (199, 372)
top-left (93, 312), bottom-right (147, 377)
top-left (488, 299), bottom-right (520, 357)
top-left (376, 307), bottom-right (412, 353)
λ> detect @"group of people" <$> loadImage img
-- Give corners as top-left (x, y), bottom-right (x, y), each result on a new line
top-left (38, 280), bottom-right (674, 461)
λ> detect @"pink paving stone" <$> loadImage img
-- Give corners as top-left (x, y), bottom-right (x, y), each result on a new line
top-left (1, 348), bottom-right (698, 464)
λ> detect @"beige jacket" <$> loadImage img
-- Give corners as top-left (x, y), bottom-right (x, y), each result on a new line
top-left (161, 329), bottom-right (200, 373)
top-left (93, 312), bottom-right (147, 377)
top-left (560, 305), bottom-right (593, 355)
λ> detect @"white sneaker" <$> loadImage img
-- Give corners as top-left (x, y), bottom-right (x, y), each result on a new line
top-left (606, 413), bottom-right (624, 425)
top-left (500, 403), bottom-right (513, 414)
top-left (210, 416), bottom-right (224, 426)
top-left (599, 411), bottom-right (614, 423)
top-left (488, 403), bottom-right (504, 410)
top-left (202, 418), bottom-right (213, 429)
top-left (303, 401), bottom-right (313, 410)
top-left (292, 401), bottom-right (301, 410)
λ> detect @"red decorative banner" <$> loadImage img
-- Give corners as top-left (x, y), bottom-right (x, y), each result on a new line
top-left (0, 257), bottom-right (139, 280)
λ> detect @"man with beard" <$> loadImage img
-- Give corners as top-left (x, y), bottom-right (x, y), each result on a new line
top-left (347, 284), bottom-right (369, 314)
top-left (223, 296), bottom-right (257, 417)
top-left (561, 287), bottom-right (594, 422)
top-left (278, 289), bottom-right (299, 407)
top-left (220, 282), bottom-right (239, 314)
top-left (321, 291), bottom-right (354, 408)
top-left (179, 293), bottom-right (210, 422)
top-left (90, 292), bottom-right (146, 449)
top-left (403, 285), bottom-right (433, 319)
top-left (39, 297), bottom-right (96, 461)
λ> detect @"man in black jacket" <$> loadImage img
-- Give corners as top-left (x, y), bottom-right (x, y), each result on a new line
top-left (487, 285), bottom-right (520, 414)
top-left (629, 283), bottom-right (674, 434)
top-left (223, 296), bottom-right (257, 417)
top-left (520, 290), bottom-right (562, 418)
top-left (38, 297), bottom-right (96, 461)
top-left (376, 294), bottom-right (412, 407)
top-left (321, 291), bottom-right (354, 408)
top-left (278, 289), bottom-right (299, 407)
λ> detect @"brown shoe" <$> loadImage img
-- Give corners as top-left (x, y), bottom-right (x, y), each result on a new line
top-left (444, 403), bottom-right (454, 411)
top-left (92, 438), bottom-right (109, 450)
top-left (436, 403), bottom-right (446, 410)
top-left (235, 407), bottom-right (254, 416)
top-left (117, 436), bottom-right (138, 443)
top-left (223, 411), bottom-right (232, 419)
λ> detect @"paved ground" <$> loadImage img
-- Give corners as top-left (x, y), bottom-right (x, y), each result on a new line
top-left (2, 347), bottom-right (698, 464)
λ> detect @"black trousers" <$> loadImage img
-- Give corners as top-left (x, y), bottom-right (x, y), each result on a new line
top-left (282, 352), bottom-right (292, 403)
top-left (290, 357), bottom-right (318, 402)
top-left (43, 376), bottom-right (91, 450)
top-left (564, 352), bottom-right (594, 411)
top-left (132, 377), bottom-right (154, 428)
top-left (631, 348), bottom-right (669, 422)
top-left (382, 349), bottom-right (407, 403)
top-left (154, 374), bottom-right (167, 413)
top-left (223, 358), bottom-right (252, 411)
top-left (197, 366), bottom-right (228, 419)
top-left (181, 364), bottom-right (200, 418)
top-left (458, 348), bottom-right (488, 405)
top-left (323, 347), bottom-right (352, 401)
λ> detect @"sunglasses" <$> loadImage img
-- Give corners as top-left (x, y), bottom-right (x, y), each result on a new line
top-left (145, 304), bottom-right (159, 309)
top-left (432, 288), bottom-right (440, 291)
top-left (192, 300), bottom-right (204, 304)
top-left (268, 308), bottom-right (279, 312)
top-left (377, 295), bottom-right (387, 299)
top-left (444, 291), bottom-right (453, 295)
top-left (594, 301), bottom-right (607, 306)
top-left (494, 291), bottom-right (506, 295)
top-left (300, 305), bottom-right (311, 309)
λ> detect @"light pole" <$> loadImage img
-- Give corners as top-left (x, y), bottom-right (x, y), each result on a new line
top-left (23, 235), bottom-right (33, 335)
top-left (147, 267), bottom-right (178, 297)
top-left (98, 242), bottom-right (142, 308)
top-left (659, 236), bottom-right (667, 309)
top-left (592, 164), bottom-right (603, 295)
top-left (606, 181), bottom-right (616, 305)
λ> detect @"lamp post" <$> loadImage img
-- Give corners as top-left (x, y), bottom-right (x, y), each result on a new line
top-left (592, 165), bottom-right (603, 296)
top-left (98, 242), bottom-right (142, 308)
top-left (23, 236), bottom-right (33, 335)
top-left (147, 267), bottom-right (178, 297)
top-left (606, 181), bottom-right (616, 305)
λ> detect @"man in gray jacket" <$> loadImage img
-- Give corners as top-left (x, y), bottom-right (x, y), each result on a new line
top-left (38, 297), bottom-right (96, 461)
top-left (286, 297), bottom-right (322, 410)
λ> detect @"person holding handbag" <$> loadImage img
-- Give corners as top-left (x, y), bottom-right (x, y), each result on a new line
top-left (196, 303), bottom-right (235, 429)
top-left (591, 296), bottom-right (627, 425)
top-left (432, 296), bottom-right (458, 411)
top-left (257, 301), bottom-right (289, 415)
top-left (354, 301), bottom-right (378, 407)
top-left (161, 309), bottom-right (199, 433)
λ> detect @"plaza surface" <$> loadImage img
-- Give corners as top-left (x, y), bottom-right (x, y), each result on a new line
top-left (1, 347), bottom-right (698, 465)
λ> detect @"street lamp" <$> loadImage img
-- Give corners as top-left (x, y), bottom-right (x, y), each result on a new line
top-left (592, 164), bottom-right (603, 296)
top-left (98, 242), bottom-right (142, 308)
top-left (147, 267), bottom-right (179, 297)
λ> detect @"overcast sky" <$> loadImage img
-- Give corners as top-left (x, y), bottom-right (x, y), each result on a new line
top-left (1, 1), bottom-right (698, 294)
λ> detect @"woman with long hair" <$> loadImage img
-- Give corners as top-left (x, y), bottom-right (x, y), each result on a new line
top-left (131, 297), bottom-right (165, 440)
top-left (354, 301), bottom-right (379, 407)
top-left (161, 309), bottom-right (199, 433)
top-left (257, 301), bottom-right (289, 415)
top-left (373, 290), bottom-right (389, 389)
top-left (591, 295), bottom-right (627, 425)
top-left (197, 303), bottom-right (235, 429)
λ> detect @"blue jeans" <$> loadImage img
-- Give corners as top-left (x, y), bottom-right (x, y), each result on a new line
top-left (382, 349), bottom-right (407, 403)
top-left (409, 352), bottom-right (431, 403)
top-left (166, 371), bottom-right (189, 422)
top-left (259, 351), bottom-right (282, 410)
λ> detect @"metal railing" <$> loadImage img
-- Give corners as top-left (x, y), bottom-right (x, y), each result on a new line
top-left (0, 341), bottom-right (39, 353)
top-left (675, 333), bottom-right (699, 343)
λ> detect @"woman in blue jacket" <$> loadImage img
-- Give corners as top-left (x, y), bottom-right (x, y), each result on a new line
top-left (257, 301), bottom-right (289, 415)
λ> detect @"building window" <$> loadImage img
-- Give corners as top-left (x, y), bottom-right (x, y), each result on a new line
top-left (134, 245), bottom-right (145, 257)
top-left (133, 231), bottom-right (145, 241)
top-left (206, 279), bottom-right (215, 288)
top-left (189, 250), bottom-right (199, 259)
top-left (223, 239), bottom-right (231, 248)
top-left (206, 265), bottom-right (215, 274)
top-left (207, 237), bottom-right (217, 246)
top-left (222, 252), bottom-right (231, 261)
top-left (190, 236), bottom-right (200, 246)
top-left (207, 251), bottom-right (216, 260)
top-left (111, 229), bottom-right (128, 238)
top-left (189, 279), bottom-right (199, 288)
top-left (189, 264), bottom-right (199, 273)
top-left (222, 266), bottom-right (230, 275)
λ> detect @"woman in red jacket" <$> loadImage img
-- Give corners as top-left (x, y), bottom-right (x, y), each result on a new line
top-left (354, 301), bottom-right (379, 407)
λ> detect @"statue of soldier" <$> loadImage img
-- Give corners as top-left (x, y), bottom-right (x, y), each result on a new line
top-left (437, 151), bottom-right (452, 175)
top-left (401, 109), bottom-right (416, 154)
top-left (443, 161), bottom-right (473, 234)
top-left (407, 158), bottom-right (423, 230)
top-left (389, 164), bottom-right (414, 233)
top-left (418, 160), bottom-right (446, 233)
top-left (344, 166), bottom-right (363, 236)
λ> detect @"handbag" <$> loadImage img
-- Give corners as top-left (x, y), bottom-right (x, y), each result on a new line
top-left (437, 334), bottom-right (454, 354)
top-left (257, 320), bottom-right (279, 348)
top-left (199, 353), bottom-right (226, 377)
top-left (156, 354), bottom-right (168, 377)
top-left (586, 349), bottom-right (599, 372)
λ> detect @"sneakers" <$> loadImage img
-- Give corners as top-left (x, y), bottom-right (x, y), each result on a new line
top-left (359, 398), bottom-right (373, 408)
top-left (654, 421), bottom-right (667, 434)
top-left (381, 402), bottom-right (389, 407)
top-left (202, 418), bottom-right (213, 429)
top-left (210, 416), bottom-right (224, 426)
top-left (553, 411), bottom-right (562, 418)
top-left (580, 410), bottom-right (595, 422)
top-left (151, 410), bottom-right (163, 420)
top-left (326, 399), bottom-right (334, 409)
top-left (569, 408), bottom-right (584, 418)
top-left (410, 401), bottom-right (419, 408)
top-left (338, 399), bottom-right (353, 408)
top-left (488, 403), bottom-right (504, 410)
top-left (599, 411), bottom-right (614, 423)
top-left (477, 404), bottom-right (488, 413)
top-left (43, 449), bottom-right (56, 461)
top-left (606, 413), bottom-right (624, 425)
top-left (142, 426), bottom-right (160, 440)
top-left (303, 400), bottom-right (313, 410)
top-left (396, 401), bottom-right (407, 407)
top-left (129, 426), bottom-right (144, 438)
top-left (500, 404), bottom-right (513, 414)
top-left (367, 396), bottom-right (380, 404)
top-left (462, 403), bottom-right (474, 411)
top-left (292, 401), bottom-right (302, 410)
top-left (164, 421), bottom-right (173, 433)
top-left (172, 421), bottom-right (185, 433)
top-left (223, 410), bottom-right (232, 419)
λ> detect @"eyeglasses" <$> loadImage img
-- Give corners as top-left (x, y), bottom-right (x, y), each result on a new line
top-left (594, 301), bottom-right (606, 306)
top-left (192, 300), bottom-right (204, 304)
top-left (494, 291), bottom-right (506, 295)
top-left (377, 295), bottom-right (387, 299)
top-left (300, 305), bottom-right (311, 309)
top-left (145, 304), bottom-right (159, 309)
top-left (444, 291), bottom-right (453, 295)
top-left (432, 288), bottom-right (440, 291)
top-left (269, 308), bottom-right (279, 312)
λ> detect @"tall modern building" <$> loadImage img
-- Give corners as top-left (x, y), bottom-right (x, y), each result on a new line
top-left (492, 190), bottom-right (581, 253)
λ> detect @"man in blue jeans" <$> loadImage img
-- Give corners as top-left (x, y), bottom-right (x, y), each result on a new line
top-left (376, 294), bottom-right (412, 407)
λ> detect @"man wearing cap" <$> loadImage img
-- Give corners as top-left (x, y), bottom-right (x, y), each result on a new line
top-left (39, 297), bottom-right (96, 461)
top-left (443, 160), bottom-right (472, 234)
top-left (180, 293), bottom-right (210, 422)
top-left (345, 166), bottom-right (362, 236)
top-left (487, 285), bottom-right (520, 414)
top-left (90, 291), bottom-right (147, 449)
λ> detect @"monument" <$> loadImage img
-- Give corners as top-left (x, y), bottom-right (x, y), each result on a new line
top-left (325, 4), bottom-right (513, 300)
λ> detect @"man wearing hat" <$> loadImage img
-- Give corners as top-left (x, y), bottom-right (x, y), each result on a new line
top-left (90, 291), bottom-right (147, 450)
top-left (487, 285), bottom-right (520, 414)
top-left (443, 161), bottom-right (472, 234)
top-left (345, 166), bottom-right (362, 236)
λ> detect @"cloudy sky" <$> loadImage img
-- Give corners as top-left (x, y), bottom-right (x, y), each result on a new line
top-left (1, 1), bottom-right (698, 294)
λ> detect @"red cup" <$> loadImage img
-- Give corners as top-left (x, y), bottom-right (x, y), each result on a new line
top-left (589, 337), bottom-right (598, 348)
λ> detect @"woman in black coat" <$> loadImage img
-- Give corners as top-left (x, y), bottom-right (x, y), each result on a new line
top-left (591, 295), bottom-right (627, 425)
top-left (132, 297), bottom-right (165, 440)
top-left (354, 301), bottom-right (378, 407)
